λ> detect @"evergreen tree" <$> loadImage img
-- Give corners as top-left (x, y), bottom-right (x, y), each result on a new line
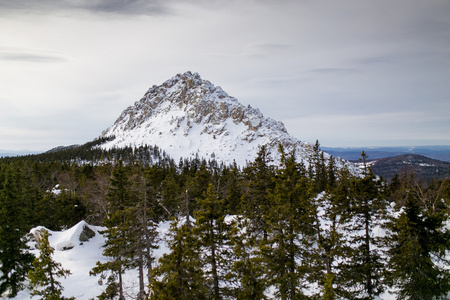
top-left (309, 140), bottom-right (328, 193)
top-left (150, 218), bottom-right (207, 300)
top-left (322, 273), bottom-right (335, 300)
top-left (28, 230), bottom-right (74, 300)
top-left (0, 166), bottom-right (34, 297)
top-left (129, 165), bottom-right (160, 300)
top-left (241, 145), bottom-right (275, 243)
top-left (340, 168), bottom-right (387, 299)
top-left (91, 160), bottom-right (134, 300)
top-left (160, 171), bottom-right (182, 216)
top-left (228, 216), bottom-right (267, 300)
top-left (310, 189), bottom-right (350, 299)
top-left (385, 175), bottom-right (450, 300)
top-left (262, 146), bottom-right (316, 299)
top-left (219, 163), bottom-right (243, 215)
top-left (194, 184), bottom-right (233, 299)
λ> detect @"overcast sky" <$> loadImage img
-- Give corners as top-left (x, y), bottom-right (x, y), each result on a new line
top-left (1, 0), bottom-right (449, 152)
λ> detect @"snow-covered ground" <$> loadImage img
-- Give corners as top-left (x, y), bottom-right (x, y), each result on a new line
top-left (10, 219), bottom-right (398, 300)
top-left (13, 221), bottom-right (170, 300)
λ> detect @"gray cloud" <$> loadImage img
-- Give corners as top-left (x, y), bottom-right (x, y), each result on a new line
top-left (1, 0), bottom-right (450, 150)
top-left (306, 67), bottom-right (360, 75)
top-left (0, 0), bottom-right (169, 16)
top-left (0, 52), bottom-right (67, 63)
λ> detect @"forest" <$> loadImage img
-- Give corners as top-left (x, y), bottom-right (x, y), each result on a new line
top-left (1, 142), bottom-right (450, 300)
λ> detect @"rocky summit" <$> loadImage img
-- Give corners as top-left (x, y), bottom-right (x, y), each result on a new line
top-left (100, 71), bottom-right (357, 171)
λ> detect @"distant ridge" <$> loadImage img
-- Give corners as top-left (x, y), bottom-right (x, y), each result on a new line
top-left (45, 145), bottom-right (81, 154)
top-left (355, 154), bottom-right (450, 182)
top-left (322, 146), bottom-right (450, 162)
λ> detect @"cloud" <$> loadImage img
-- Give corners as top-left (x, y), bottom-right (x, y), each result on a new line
top-left (0, 0), bottom-right (169, 16)
top-left (306, 67), bottom-right (360, 75)
top-left (283, 110), bottom-right (450, 147)
top-left (1, 0), bottom-right (449, 150)
top-left (0, 51), bottom-right (67, 63)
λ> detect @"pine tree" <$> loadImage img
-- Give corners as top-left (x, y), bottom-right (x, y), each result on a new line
top-left (340, 168), bottom-right (387, 299)
top-left (262, 146), bottom-right (316, 299)
top-left (310, 187), bottom-right (351, 299)
top-left (91, 160), bottom-right (134, 300)
top-left (323, 273), bottom-right (335, 300)
top-left (219, 162), bottom-right (243, 215)
top-left (129, 165), bottom-right (160, 300)
top-left (228, 216), bottom-right (267, 300)
top-left (0, 166), bottom-right (34, 297)
top-left (28, 230), bottom-right (74, 300)
top-left (241, 145), bottom-right (275, 243)
top-left (385, 176), bottom-right (450, 300)
top-left (150, 218), bottom-right (207, 300)
top-left (310, 140), bottom-right (328, 193)
top-left (193, 184), bottom-right (233, 299)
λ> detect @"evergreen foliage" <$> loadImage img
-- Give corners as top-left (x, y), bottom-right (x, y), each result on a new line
top-left (341, 169), bottom-right (387, 299)
top-left (90, 160), bottom-right (134, 300)
top-left (1, 142), bottom-right (450, 299)
top-left (28, 230), bottom-right (74, 300)
top-left (193, 184), bottom-right (233, 299)
top-left (262, 146), bottom-right (316, 299)
top-left (385, 175), bottom-right (450, 300)
top-left (240, 145), bottom-right (275, 243)
top-left (0, 165), bottom-right (34, 297)
top-left (150, 218), bottom-right (207, 300)
top-left (228, 216), bottom-right (267, 300)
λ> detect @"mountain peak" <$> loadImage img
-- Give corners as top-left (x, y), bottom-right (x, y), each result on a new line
top-left (100, 72), bottom-right (356, 171)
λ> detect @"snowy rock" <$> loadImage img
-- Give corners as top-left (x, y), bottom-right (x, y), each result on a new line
top-left (100, 71), bottom-right (358, 173)
top-left (79, 224), bottom-right (96, 242)
top-left (31, 227), bottom-right (49, 249)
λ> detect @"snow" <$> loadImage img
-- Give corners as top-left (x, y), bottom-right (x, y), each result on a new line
top-left (13, 220), bottom-right (171, 300)
top-left (8, 219), bottom-right (400, 300)
top-left (98, 71), bottom-right (359, 174)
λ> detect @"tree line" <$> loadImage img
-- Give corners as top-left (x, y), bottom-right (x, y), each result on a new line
top-left (0, 143), bottom-right (449, 299)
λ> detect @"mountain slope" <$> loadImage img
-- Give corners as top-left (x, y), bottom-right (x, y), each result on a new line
top-left (360, 154), bottom-right (450, 182)
top-left (100, 71), bottom-right (356, 172)
top-left (322, 146), bottom-right (450, 162)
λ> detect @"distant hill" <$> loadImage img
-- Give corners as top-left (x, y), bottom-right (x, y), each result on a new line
top-left (355, 154), bottom-right (450, 182)
top-left (322, 146), bottom-right (450, 162)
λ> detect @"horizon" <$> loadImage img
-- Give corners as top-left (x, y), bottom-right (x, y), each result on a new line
top-left (2, 144), bottom-right (450, 157)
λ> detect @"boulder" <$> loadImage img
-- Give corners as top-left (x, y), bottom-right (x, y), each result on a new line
top-left (79, 224), bottom-right (96, 242)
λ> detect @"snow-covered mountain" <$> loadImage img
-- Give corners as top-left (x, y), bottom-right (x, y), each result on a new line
top-left (100, 71), bottom-right (356, 172)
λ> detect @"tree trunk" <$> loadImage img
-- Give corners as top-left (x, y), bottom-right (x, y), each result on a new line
top-left (210, 220), bottom-right (220, 300)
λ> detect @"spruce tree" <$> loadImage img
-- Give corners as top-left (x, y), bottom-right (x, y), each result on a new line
top-left (91, 160), bottom-right (134, 300)
top-left (28, 230), bottom-right (74, 300)
top-left (219, 162), bottom-right (243, 215)
top-left (0, 166), bottom-right (34, 297)
top-left (262, 146), bottom-right (316, 299)
top-left (129, 165), bottom-right (160, 300)
top-left (386, 176), bottom-right (450, 300)
top-left (241, 145), bottom-right (275, 243)
top-left (229, 216), bottom-right (267, 300)
top-left (193, 184), bottom-right (233, 299)
top-left (340, 168), bottom-right (387, 299)
top-left (150, 218), bottom-right (206, 300)
top-left (310, 187), bottom-right (351, 299)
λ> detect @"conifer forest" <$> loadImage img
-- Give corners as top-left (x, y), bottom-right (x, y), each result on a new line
top-left (1, 142), bottom-right (450, 300)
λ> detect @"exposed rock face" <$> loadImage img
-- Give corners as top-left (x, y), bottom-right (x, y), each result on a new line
top-left (79, 224), bottom-right (96, 242)
top-left (100, 71), bottom-right (357, 172)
